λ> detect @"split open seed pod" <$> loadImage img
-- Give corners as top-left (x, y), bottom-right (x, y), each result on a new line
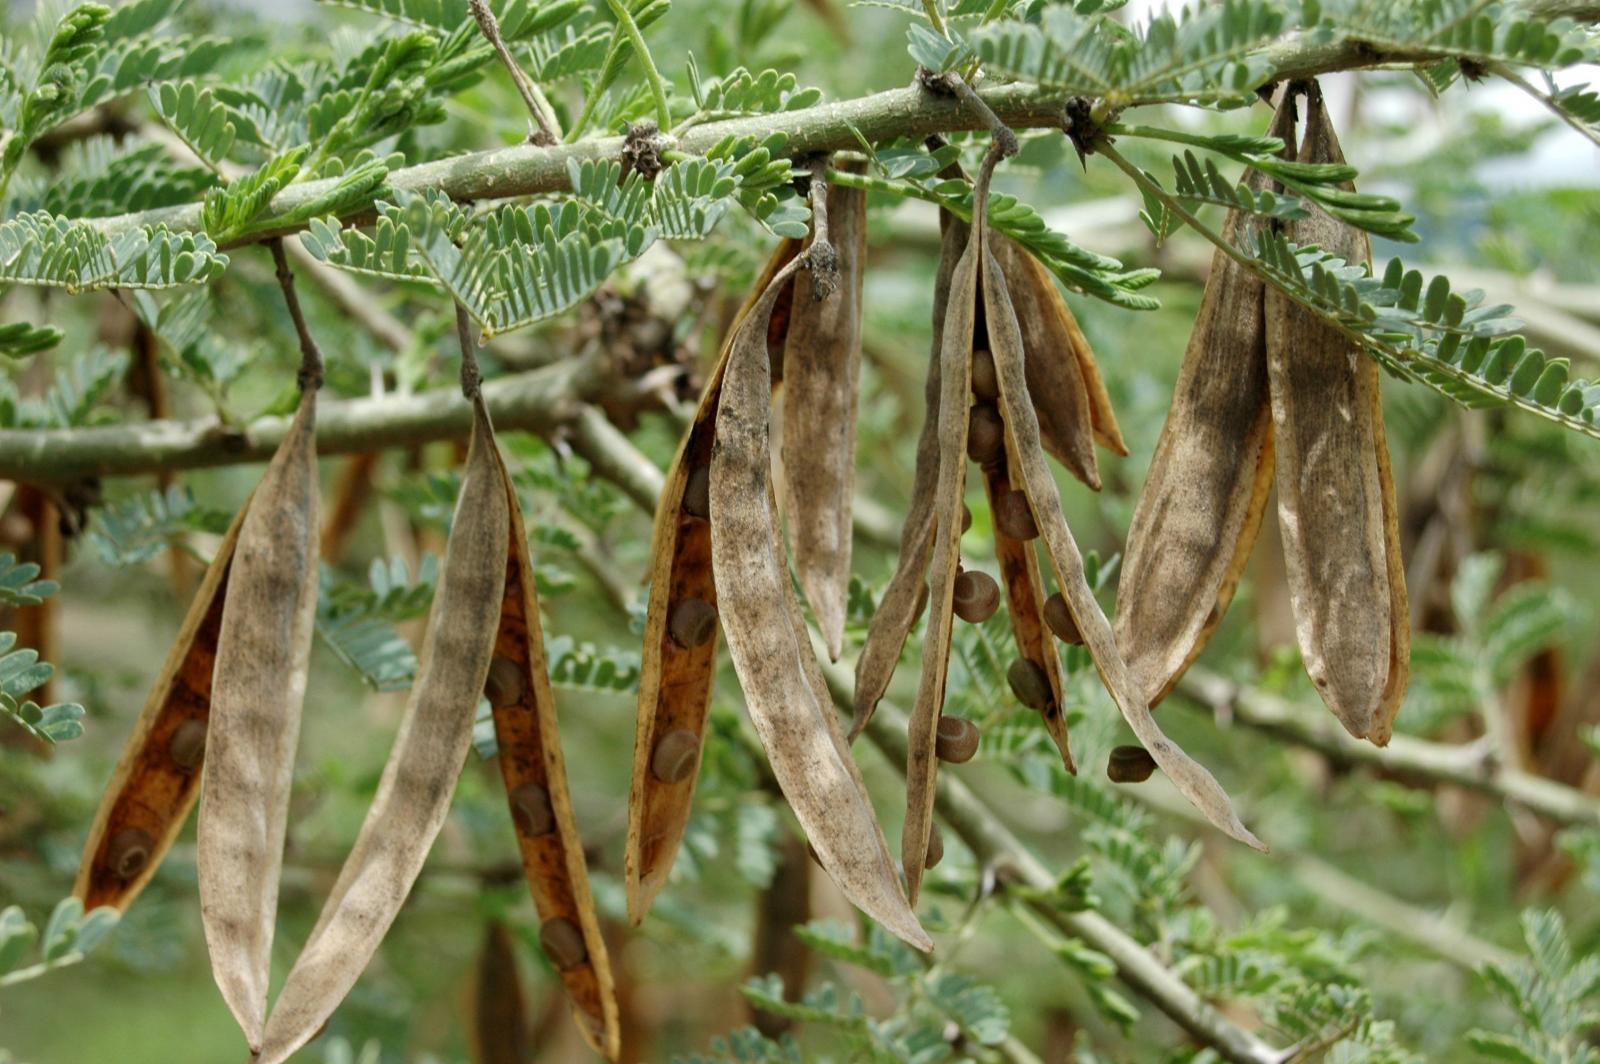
top-left (255, 396), bottom-right (509, 1064)
top-left (484, 424), bottom-right (619, 1059)
top-left (711, 250), bottom-right (931, 952)
top-left (1265, 83), bottom-right (1408, 745)
top-left (624, 240), bottom-right (801, 926)
top-left (1115, 96), bottom-right (1294, 708)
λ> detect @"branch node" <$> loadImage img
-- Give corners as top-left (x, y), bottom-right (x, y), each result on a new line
top-left (622, 122), bottom-right (669, 179)
top-left (1060, 96), bottom-right (1107, 169)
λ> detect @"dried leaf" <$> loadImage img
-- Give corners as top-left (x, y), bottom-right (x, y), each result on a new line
top-left (255, 399), bottom-right (510, 1064)
top-left (711, 261), bottom-right (931, 951)
top-left (1267, 85), bottom-right (1408, 743)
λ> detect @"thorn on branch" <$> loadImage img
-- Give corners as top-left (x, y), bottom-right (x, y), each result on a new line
top-left (622, 122), bottom-right (668, 179)
top-left (268, 237), bottom-right (325, 392)
top-left (1060, 96), bottom-right (1106, 170)
top-left (1458, 57), bottom-right (1490, 81)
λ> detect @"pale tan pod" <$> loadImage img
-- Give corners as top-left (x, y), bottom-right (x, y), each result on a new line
top-left (254, 398), bottom-right (509, 1064)
top-left (485, 438), bottom-right (620, 1059)
top-left (711, 262), bottom-right (931, 952)
top-left (983, 236), bottom-right (1266, 852)
top-left (1266, 85), bottom-right (1407, 743)
top-left (625, 241), bottom-right (801, 925)
top-left (74, 495), bottom-right (252, 912)
top-left (849, 213), bottom-right (968, 741)
top-left (781, 172), bottom-right (867, 662)
top-left (1114, 98), bottom-right (1296, 708)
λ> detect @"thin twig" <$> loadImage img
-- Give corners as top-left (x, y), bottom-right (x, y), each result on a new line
top-left (805, 157), bottom-right (840, 300)
top-left (267, 237), bottom-right (325, 391)
top-left (469, 0), bottom-right (562, 144)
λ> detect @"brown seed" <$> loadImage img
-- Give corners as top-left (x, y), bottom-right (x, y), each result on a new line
top-left (1106, 745), bottom-right (1158, 784)
top-left (971, 348), bottom-right (999, 401)
top-left (539, 917), bottom-right (588, 971)
top-left (952, 570), bottom-right (999, 624)
top-left (168, 719), bottom-right (207, 771)
top-left (923, 823), bottom-right (944, 870)
top-left (682, 464), bottom-right (711, 519)
top-left (484, 655), bottom-right (526, 708)
top-left (934, 717), bottom-right (980, 764)
top-left (650, 728), bottom-right (700, 784)
top-left (966, 405), bottom-right (1004, 465)
top-left (1007, 658), bottom-right (1051, 712)
top-left (668, 598), bottom-right (718, 649)
top-left (510, 783), bottom-right (554, 835)
top-left (960, 505), bottom-right (972, 534)
top-left (107, 827), bottom-right (154, 880)
top-left (994, 491), bottom-right (1037, 540)
top-left (1042, 593), bottom-right (1082, 645)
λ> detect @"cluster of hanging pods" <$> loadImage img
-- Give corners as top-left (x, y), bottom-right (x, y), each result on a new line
top-left (73, 79), bottom-right (1408, 1059)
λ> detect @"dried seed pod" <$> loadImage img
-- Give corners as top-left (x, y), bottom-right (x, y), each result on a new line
top-left (668, 597), bottom-right (718, 649)
top-left (626, 241), bottom-right (801, 926)
top-left (1043, 592), bottom-right (1082, 646)
top-left (851, 214), bottom-right (969, 741)
top-left (993, 490), bottom-right (1038, 541)
top-left (539, 917), bottom-right (588, 972)
top-left (650, 729), bottom-right (700, 783)
top-left (966, 404), bottom-right (1005, 465)
top-left (982, 196), bottom-right (1265, 853)
top-left (1107, 745), bottom-right (1158, 784)
top-left (254, 399), bottom-right (510, 1064)
top-left (712, 258), bottom-right (931, 952)
top-left (682, 464), bottom-right (710, 519)
top-left (934, 716), bottom-right (980, 763)
top-left (971, 348), bottom-right (999, 401)
top-left (1114, 97), bottom-right (1294, 708)
top-left (484, 655), bottom-right (525, 708)
top-left (510, 784), bottom-right (555, 836)
top-left (197, 388), bottom-right (319, 1051)
top-left (780, 171), bottom-right (867, 663)
top-left (74, 497), bottom-right (251, 912)
top-left (951, 569), bottom-right (999, 623)
top-left (470, 921), bottom-right (531, 1064)
top-left (1266, 84), bottom-right (1408, 744)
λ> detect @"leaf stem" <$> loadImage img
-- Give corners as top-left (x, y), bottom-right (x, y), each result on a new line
top-left (1488, 60), bottom-right (1600, 150)
top-left (604, 0), bottom-right (673, 131)
top-left (268, 237), bottom-right (326, 391)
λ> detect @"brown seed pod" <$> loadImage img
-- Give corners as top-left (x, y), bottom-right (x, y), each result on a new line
top-left (484, 655), bottom-right (526, 708)
top-left (650, 728), bottom-right (700, 783)
top-left (850, 213), bottom-right (969, 742)
top-left (982, 189), bottom-right (1265, 853)
top-left (1107, 745), bottom-right (1158, 784)
top-left (780, 170), bottom-right (867, 663)
top-left (971, 348), bottom-right (999, 401)
top-left (510, 784), bottom-right (555, 836)
top-left (668, 597), bottom-right (719, 649)
top-left (540, 917), bottom-right (588, 972)
top-left (1267, 84), bottom-right (1408, 745)
top-left (254, 399), bottom-right (511, 1064)
top-left (199, 388), bottom-right (320, 1052)
top-left (469, 921), bottom-right (531, 1064)
top-left (626, 241), bottom-right (801, 927)
top-left (1043, 592), bottom-right (1082, 646)
top-left (951, 569), bottom-right (999, 623)
top-left (1114, 97), bottom-right (1293, 708)
top-left (74, 495), bottom-right (251, 913)
top-left (993, 490), bottom-right (1038, 541)
top-left (712, 255), bottom-right (931, 952)
top-left (682, 464), bottom-right (710, 519)
top-left (934, 716), bottom-right (980, 763)
top-left (966, 404), bottom-right (1005, 465)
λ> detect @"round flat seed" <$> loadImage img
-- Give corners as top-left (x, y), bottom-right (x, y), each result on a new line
top-left (935, 716), bottom-right (980, 763)
top-left (971, 349), bottom-right (999, 401)
top-left (107, 827), bottom-right (155, 881)
top-left (924, 823), bottom-right (945, 870)
top-left (511, 783), bottom-right (554, 835)
top-left (1042, 593), bottom-right (1082, 645)
top-left (1107, 745), bottom-right (1158, 784)
top-left (960, 504), bottom-right (972, 534)
top-left (952, 570), bottom-right (999, 624)
top-left (539, 917), bottom-right (588, 971)
top-left (682, 465), bottom-right (711, 519)
top-left (669, 597), bottom-right (718, 649)
top-left (966, 405), bottom-right (1004, 465)
top-left (650, 728), bottom-right (700, 783)
top-left (484, 655), bottom-right (526, 708)
top-left (1007, 658), bottom-right (1051, 712)
top-left (167, 719), bottom-right (207, 771)
top-left (994, 491), bottom-right (1038, 541)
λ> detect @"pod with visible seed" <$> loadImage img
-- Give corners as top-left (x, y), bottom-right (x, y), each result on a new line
top-left (626, 242), bottom-right (802, 926)
top-left (1043, 592), bottom-right (1082, 646)
top-left (1114, 96), bottom-right (1294, 708)
top-left (966, 404), bottom-right (1004, 465)
top-left (850, 213), bottom-right (969, 741)
top-left (484, 655), bottom-right (525, 708)
top-left (712, 255), bottom-right (931, 952)
top-left (668, 598), bottom-right (718, 649)
top-left (651, 728), bottom-right (700, 783)
top-left (952, 569), bottom-right (999, 624)
top-left (74, 500), bottom-right (248, 913)
top-left (539, 917), bottom-right (588, 971)
top-left (971, 348), bottom-right (999, 401)
top-left (1007, 658), bottom-right (1051, 712)
top-left (1266, 84), bottom-right (1408, 745)
top-left (470, 921), bottom-right (531, 1064)
top-left (993, 490), bottom-right (1037, 541)
top-left (254, 398), bottom-right (510, 1064)
top-left (982, 177), bottom-right (1265, 853)
top-left (199, 388), bottom-right (320, 1051)
top-left (1107, 745), bottom-right (1158, 784)
top-left (780, 169), bottom-right (867, 663)
top-left (934, 716), bottom-right (979, 764)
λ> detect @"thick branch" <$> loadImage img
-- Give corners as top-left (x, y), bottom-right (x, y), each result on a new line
top-left (89, 0), bottom-right (1600, 248)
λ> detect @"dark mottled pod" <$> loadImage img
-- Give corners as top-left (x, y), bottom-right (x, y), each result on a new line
top-left (1107, 746), bottom-right (1158, 784)
top-left (971, 349), bottom-right (999, 401)
top-left (994, 491), bottom-right (1037, 541)
top-left (952, 570), bottom-right (999, 624)
top-left (1007, 658), bottom-right (1051, 712)
top-left (650, 729), bottom-right (700, 784)
top-left (484, 655), bottom-right (526, 708)
top-left (923, 823), bottom-right (945, 870)
top-left (168, 720), bottom-right (207, 771)
top-left (966, 405), bottom-right (1004, 465)
top-left (108, 828), bottom-right (154, 881)
top-left (511, 784), bottom-right (555, 836)
top-left (1042, 593), bottom-right (1082, 645)
top-left (668, 598), bottom-right (718, 649)
top-left (935, 717), bottom-right (980, 764)
top-left (539, 918), bottom-right (588, 971)
top-left (682, 465), bottom-right (711, 519)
